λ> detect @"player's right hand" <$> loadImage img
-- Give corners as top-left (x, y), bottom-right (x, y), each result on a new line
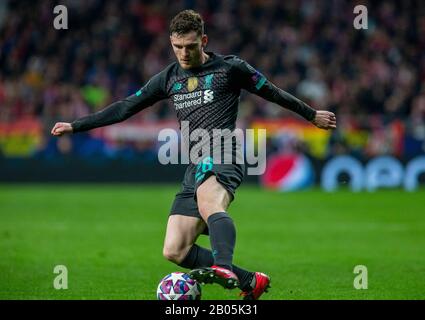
top-left (51, 122), bottom-right (73, 136)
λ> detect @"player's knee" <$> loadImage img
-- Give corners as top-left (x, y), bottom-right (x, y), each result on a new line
top-left (162, 246), bottom-right (184, 264)
top-left (197, 191), bottom-right (226, 220)
top-left (197, 194), bottom-right (218, 219)
top-left (197, 187), bottom-right (217, 215)
top-left (198, 201), bottom-right (217, 219)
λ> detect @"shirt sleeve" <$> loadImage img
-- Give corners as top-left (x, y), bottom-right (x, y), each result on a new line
top-left (71, 72), bottom-right (168, 133)
top-left (230, 56), bottom-right (317, 121)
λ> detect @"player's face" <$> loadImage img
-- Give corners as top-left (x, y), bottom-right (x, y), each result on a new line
top-left (170, 31), bottom-right (208, 69)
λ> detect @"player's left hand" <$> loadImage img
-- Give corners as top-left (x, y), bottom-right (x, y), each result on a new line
top-left (311, 110), bottom-right (337, 130)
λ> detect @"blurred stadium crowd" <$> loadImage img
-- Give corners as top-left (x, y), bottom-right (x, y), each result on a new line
top-left (0, 0), bottom-right (424, 162)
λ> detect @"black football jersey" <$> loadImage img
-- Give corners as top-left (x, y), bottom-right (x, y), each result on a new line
top-left (71, 52), bottom-right (316, 156)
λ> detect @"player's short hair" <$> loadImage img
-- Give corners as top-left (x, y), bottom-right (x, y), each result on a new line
top-left (170, 10), bottom-right (204, 37)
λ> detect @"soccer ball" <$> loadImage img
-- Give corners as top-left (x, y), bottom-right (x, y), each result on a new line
top-left (156, 272), bottom-right (202, 300)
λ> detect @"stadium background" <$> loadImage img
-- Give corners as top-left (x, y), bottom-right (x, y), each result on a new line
top-left (1, 0), bottom-right (424, 300)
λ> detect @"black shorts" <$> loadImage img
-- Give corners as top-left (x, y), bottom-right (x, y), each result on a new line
top-left (170, 156), bottom-right (245, 222)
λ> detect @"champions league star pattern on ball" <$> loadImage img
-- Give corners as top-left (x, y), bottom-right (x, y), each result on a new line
top-left (157, 272), bottom-right (202, 300)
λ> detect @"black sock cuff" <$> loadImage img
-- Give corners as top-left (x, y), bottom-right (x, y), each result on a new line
top-left (207, 212), bottom-right (231, 226)
top-left (178, 244), bottom-right (199, 268)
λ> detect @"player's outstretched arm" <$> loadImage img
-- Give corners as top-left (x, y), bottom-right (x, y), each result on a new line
top-left (50, 97), bottom-right (136, 136)
top-left (231, 57), bottom-right (337, 130)
top-left (311, 110), bottom-right (337, 130)
top-left (50, 71), bottom-right (167, 137)
top-left (50, 95), bottom-right (153, 137)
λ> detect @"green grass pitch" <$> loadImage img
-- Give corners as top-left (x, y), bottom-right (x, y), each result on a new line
top-left (1, 184), bottom-right (424, 300)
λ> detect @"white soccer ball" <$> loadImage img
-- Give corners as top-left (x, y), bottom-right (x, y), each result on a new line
top-left (156, 272), bottom-right (202, 300)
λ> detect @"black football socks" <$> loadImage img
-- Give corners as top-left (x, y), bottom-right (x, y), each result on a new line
top-left (178, 243), bottom-right (213, 269)
top-left (177, 211), bottom-right (255, 291)
top-left (207, 212), bottom-right (236, 271)
top-left (178, 244), bottom-right (254, 291)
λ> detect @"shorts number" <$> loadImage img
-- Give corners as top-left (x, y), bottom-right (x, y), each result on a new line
top-left (195, 156), bottom-right (213, 182)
